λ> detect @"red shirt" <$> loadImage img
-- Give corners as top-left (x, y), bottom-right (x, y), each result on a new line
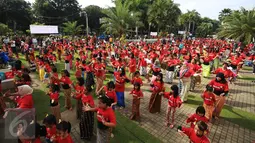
top-left (75, 70), bottom-right (82, 78)
top-left (45, 64), bottom-right (52, 72)
top-left (75, 94), bottom-right (94, 107)
top-left (60, 76), bottom-right (72, 85)
top-left (56, 134), bottom-right (73, 143)
top-left (151, 81), bottom-right (164, 93)
top-left (130, 90), bottom-right (143, 99)
top-left (164, 92), bottom-right (182, 107)
top-left (203, 56), bottom-right (212, 63)
top-left (129, 58), bottom-right (136, 73)
top-left (94, 63), bottom-right (105, 77)
top-left (230, 57), bottom-right (241, 66)
top-left (51, 73), bottom-right (60, 85)
top-left (75, 61), bottom-right (80, 69)
top-left (114, 72), bottom-right (126, 92)
top-left (214, 68), bottom-right (233, 78)
top-left (186, 113), bottom-right (209, 128)
top-left (131, 77), bottom-right (143, 85)
top-left (180, 68), bottom-right (194, 78)
top-left (139, 58), bottom-right (147, 67)
top-left (15, 94), bottom-right (34, 109)
top-left (202, 91), bottom-right (216, 106)
top-left (181, 127), bottom-right (210, 143)
top-left (75, 85), bottom-right (84, 93)
top-left (46, 125), bottom-right (56, 139)
top-left (104, 86), bottom-right (117, 103)
top-left (209, 79), bottom-right (228, 96)
top-left (49, 92), bottom-right (59, 103)
top-left (96, 107), bottom-right (116, 125)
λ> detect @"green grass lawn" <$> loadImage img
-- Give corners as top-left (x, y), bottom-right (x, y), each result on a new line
top-left (242, 66), bottom-right (253, 71)
top-left (18, 53), bottom-right (161, 142)
top-left (238, 76), bottom-right (255, 81)
top-left (186, 94), bottom-right (255, 131)
top-left (112, 112), bottom-right (161, 143)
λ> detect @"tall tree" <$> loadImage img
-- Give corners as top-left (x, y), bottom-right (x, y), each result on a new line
top-left (218, 8), bottom-right (232, 21)
top-left (0, 0), bottom-right (33, 32)
top-left (147, 0), bottom-right (181, 33)
top-left (126, 0), bottom-right (152, 33)
top-left (218, 8), bottom-right (255, 44)
top-left (33, 0), bottom-right (81, 25)
top-left (100, 0), bottom-right (143, 37)
top-left (83, 5), bottom-right (104, 33)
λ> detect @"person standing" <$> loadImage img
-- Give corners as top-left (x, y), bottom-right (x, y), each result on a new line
top-left (149, 73), bottom-right (165, 113)
top-left (83, 95), bottom-right (116, 143)
top-left (72, 86), bottom-right (95, 140)
top-left (179, 62), bottom-right (194, 102)
top-left (60, 70), bottom-right (73, 110)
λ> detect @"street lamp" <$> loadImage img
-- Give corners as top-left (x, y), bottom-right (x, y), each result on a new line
top-left (80, 11), bottom-right (89, 36)
top-left (131, 13), bottom-right (138, 39)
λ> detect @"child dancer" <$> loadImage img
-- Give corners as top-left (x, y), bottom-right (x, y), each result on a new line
top-left (162, 85), bottom-right (182, 128)
top-left (149, 73), bottom-right (165, 113)
top-left (131, 71), bottom-right (143, 86)
top-left (47, 85), bottom-right (61, 122)
top-left (97, 81), bottom-right (117, 109)
top-left (177, 121), bottom-right (210, 143)
top-left (201, 85), bottom-right (216, 121)
top-left (72, 86), bottom-right (94, 140)
top-left (186, 106), bottom-right (209, 129)
top-left (55, 121), bottom-right (73, 143)
top-left (60, 70), bottom-right (73, 110)
top-left (130, 82), bottom-right (143, 121)
top-left (83, 95), bottom-right (116, 143)
top-left (43, 114), bottom-right (57, 143)
top-left (73, 77), bottom-right (85, 119)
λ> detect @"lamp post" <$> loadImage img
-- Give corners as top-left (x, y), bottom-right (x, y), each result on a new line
top-left (80, 11), bottom-right (89, 36)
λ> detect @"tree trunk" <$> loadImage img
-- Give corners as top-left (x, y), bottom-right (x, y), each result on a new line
top-left (188, 22), bottom-right (191, 33)
top-left (192, 21), bottom-right (195, 35)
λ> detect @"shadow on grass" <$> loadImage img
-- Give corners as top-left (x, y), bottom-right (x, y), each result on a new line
top-left (186, 95), bottom-right (255, 131)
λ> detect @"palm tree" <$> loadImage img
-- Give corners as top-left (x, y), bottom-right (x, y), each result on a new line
top-left (100, 0), bottom-right (142, 37)
top-left (62, 21), bottom-right (83, 36)
top-left (147, 0), bottom-right (181, 33)
top-left (218, 8), bottom-right (232, 21)
top-left (217, 8), bottom-right (255, 44)
top-left (186, 10), bottom-right (201, 34)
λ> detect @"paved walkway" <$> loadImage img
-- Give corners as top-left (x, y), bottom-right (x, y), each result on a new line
top-left (62, 69), bottom-right (255, 143)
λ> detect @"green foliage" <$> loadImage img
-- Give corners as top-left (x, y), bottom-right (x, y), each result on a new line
top-left (217, 7), bottom-right (255, 44)
top-left (83, 5), bottom-right (105, 33)
top-left (100, 0), bottom-right (143, 36)
top-left (218, 8), bottom-right (232, 21)
top-left (33, 0), bottom-right (81, 25)
top-left (63, 21), bottom-right (84, 36)
top-left (0, 0), bottom-right (33, 31)
top-left (147, 0), bottom-right (181, 32)
top-left (0, 23), bottom-right (12, 35)
top-left (196, 22), bottom-right (213, 37)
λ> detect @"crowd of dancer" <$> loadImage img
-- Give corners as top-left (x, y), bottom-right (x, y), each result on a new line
top-left (1, 36), bottom-right (255, 143)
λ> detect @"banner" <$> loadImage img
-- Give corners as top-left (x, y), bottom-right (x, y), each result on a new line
top-left (30, 25), bottom-right (59, 34)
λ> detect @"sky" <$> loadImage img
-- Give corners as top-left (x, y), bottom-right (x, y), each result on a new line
top-left (26, 0), bottom-right (255, 20)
